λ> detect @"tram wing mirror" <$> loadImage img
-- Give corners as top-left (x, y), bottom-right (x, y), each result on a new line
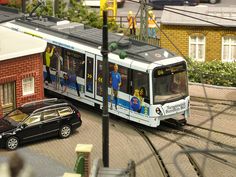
top-left (144, 97), bottom-right (150, 103)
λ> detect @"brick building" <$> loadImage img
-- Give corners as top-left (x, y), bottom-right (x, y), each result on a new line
top-left (0, 26), bottom-right (47, 116)
top-left (160, 6), bottom-right (236, 62)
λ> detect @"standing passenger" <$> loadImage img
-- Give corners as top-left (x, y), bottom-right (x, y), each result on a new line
top-left (148, 11), bottom-right (156, 38)
top-left (127, 11), bottom-right (137, 36)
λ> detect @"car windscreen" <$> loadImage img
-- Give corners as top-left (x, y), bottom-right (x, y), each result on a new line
top-left (4, 109), bottom-right (29, 125)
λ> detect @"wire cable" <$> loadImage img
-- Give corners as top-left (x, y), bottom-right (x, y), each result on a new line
top-left (164, 8), bottom-right (229, 28)
top-left (165, 6), bottom-right (236, 23)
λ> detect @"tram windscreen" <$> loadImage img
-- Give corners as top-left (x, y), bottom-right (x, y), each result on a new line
top-left (153, 63), bottom-right (188, 103)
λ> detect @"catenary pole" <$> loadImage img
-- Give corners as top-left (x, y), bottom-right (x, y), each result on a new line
top-left (101, 10), bottom-right (109, 167)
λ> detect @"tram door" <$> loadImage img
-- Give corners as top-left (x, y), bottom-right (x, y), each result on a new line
top-left (85, 53), bottom-right (95, 98)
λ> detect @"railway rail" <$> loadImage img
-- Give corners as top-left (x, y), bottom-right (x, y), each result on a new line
top-left (143, 126), bottom-right (236, 176)
top-left (162, 120), bottom-right (236, 151)
top-left (132, 127), bottom-right (170, 177)
top-left (185, 123), bottom-right (236, 138)
top-left (133, 125), bottom-right (203, 177)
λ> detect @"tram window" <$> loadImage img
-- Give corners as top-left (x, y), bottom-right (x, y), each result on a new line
top-left (97, 60), bottom-right (103, 96)
top-left (109, 63), bottom-right (128, 93)
top-left (63, 50), bottom-right (85, 78)
top-left (132, 70), bottom-right (149, 103)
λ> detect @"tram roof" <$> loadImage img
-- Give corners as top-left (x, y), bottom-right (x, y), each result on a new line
top-left (12, 16), bottom-right (177, 63)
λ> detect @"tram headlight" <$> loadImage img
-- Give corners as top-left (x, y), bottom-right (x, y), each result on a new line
top-left (156, 107), bottom-right (162, 115)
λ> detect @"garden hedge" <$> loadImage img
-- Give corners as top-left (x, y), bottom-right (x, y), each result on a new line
top-left (186, 58), bottom-right (236, 87)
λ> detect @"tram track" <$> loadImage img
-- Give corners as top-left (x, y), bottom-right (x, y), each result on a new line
top-left (132, 127), bottom-right (170, 177)
top-left (144, 128), bottom-right (236, 174)
top-left (134, 126), bottom-right (203, 177)
top-left (177, 144), bottom-right (203, 177)
top-left (185, 123), bottom-right (236, 138)
top-left (162, 120), bottom-right (236, 151)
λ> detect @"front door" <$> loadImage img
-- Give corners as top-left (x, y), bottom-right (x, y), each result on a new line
top-left (0, 82), bottom-right (16, 115)
top-left (20, 113), bottom-right (43, 143)
top-left (85, 53), bottom-right (95, 98)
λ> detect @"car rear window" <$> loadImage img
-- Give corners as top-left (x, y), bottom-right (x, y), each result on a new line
top-left (58, 107), bottom-right (73, 117)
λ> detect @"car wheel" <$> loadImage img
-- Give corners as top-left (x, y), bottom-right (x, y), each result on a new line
top-left (209, 0), bottom-right (217, 4)
top-left (6, 136), bottom-right (19, 150)
top-left (59, 125), bottom-right (71, 138)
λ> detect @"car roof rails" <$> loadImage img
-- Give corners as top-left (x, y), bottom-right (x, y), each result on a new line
top-left (32, 103), bottom-right (69, 114)
top-left (21, 98), bottom-right (58, 107)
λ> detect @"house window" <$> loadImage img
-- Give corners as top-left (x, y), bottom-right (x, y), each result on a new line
top-left (222, 36), bottom-right (236, 62)
top-left (189, 35), bottom-right (205, 61)
top-left (22, 77), bottom-right (34, 96)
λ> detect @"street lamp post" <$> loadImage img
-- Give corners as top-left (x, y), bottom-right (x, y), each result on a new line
top-left (101, 10), bottom-right (109, 167)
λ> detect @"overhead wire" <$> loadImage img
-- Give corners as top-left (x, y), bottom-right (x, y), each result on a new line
top-left (165, 6), bottom-right (236, 23)
top-left (163, 8), bottom-right (234, 28)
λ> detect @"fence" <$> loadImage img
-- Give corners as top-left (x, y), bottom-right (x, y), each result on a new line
top-left (108, 15), bottom-right (161, 28)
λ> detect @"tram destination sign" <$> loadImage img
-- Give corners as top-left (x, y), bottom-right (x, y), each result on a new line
top-left (154, 64), bottom-right (186, 77)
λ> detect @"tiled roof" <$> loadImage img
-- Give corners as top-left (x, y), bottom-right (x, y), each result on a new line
top-left (161, 6), bottom-right (236, 27)
top-left (0, 5), bottom-right (21, 23)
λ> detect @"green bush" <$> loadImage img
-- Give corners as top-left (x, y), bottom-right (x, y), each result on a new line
top-left (186, 58), bottom-right (236, 87)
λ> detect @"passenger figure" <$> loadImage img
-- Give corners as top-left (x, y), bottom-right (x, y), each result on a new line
top-left (139, 87), bottom-right (146, 113)
top-left (110, 64), bottom-right (121, 110)
top-left (148, 11), bottom-right (157, 38)
top-left (44, 46), bottom-right (55, 85)
top-left (127, 11), bottom-right (137, 36)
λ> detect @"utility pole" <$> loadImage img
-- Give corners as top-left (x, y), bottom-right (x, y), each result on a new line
top-left (101, 10), bottom-right (109, 167)
top-left (139, 0), bottom-right (152, 42)
top-left (139, 0), bottom-right (148, 42)
top-left (22, 0), bottom-right (26, 14)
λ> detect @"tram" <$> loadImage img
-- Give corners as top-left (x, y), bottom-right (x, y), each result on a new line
top-left (2, 16), bottom-right (190, 127)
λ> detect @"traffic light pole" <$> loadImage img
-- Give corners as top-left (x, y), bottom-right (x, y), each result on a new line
top-left (101, 10), bottom-right (109, 167)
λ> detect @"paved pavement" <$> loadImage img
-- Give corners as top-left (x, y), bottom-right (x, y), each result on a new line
top-left (0, 108), bottom-right (161, 177)
top-left (0, 148), bottom-right (71, 177)
top-left (0, 85), bottom-right (235, 177)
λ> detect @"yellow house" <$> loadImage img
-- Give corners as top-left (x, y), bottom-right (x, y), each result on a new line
top-left (160, 6), bottom-right (236, 62)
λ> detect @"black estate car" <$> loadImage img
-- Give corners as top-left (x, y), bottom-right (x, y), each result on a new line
top-left (0, 98), bottom-right (82, 150)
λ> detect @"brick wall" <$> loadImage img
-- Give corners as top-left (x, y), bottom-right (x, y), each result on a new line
top-left (160, 25), bottom-right (236, 62)
top-left (0, 53), bottom-right (44, 116)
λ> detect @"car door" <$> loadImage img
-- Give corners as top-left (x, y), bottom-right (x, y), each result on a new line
top-left (41, 109), bottom-right (61, 138)
top-left (19, 113), bottom-right (43, 143)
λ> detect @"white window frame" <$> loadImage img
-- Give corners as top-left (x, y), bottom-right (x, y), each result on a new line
top-left (189, 35), bottom-right (206, 62)
top-left (22, 77), bottom-right (35, 96)
top-left (222, 36), bottom-right (236, 62)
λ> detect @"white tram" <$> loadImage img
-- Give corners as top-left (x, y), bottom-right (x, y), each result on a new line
top-left (2, 17), bottom-right (190, 127)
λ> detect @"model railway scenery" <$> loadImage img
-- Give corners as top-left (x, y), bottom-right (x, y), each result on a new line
top-left (3, 15), bottom-right (189, 127)
top-left (0, 1), bottom-right (235, 177)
